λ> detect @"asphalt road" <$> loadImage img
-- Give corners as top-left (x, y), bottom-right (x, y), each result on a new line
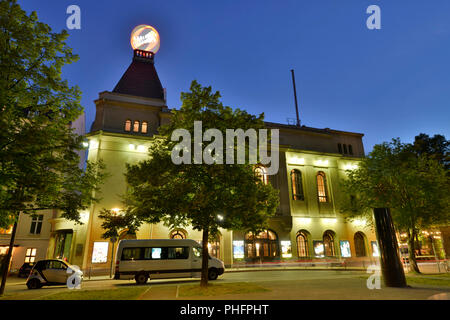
top-left (1, 269), bottom-right (449, 300)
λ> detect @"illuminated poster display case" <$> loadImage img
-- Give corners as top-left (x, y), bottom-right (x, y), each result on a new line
top-left (233, 240), bottom-right (244, 259)
top-left (92, 242), bottom-right (109, 263)
top-left (313, 240), bottom-right (324, 258)
top-left (340, 240), bottom-right (351, 258)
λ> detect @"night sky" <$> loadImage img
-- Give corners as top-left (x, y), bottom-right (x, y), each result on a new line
top-left (20, 0), bottom-right (450, 152)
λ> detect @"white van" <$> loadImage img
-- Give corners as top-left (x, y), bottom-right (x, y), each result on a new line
top-left (114, 239), bottom-right (225, 284)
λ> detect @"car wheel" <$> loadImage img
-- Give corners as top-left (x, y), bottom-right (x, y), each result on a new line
top-left (135, 272), bottom-right (148, 285)
top-left (26, 279), bottom-right (42, 289)
top-left (208, 268), bottom-right (218, 280)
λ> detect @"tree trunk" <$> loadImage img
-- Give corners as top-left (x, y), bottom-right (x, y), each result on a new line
top-left (408, 230), bottom-right (420, 274)
top-left (0, 220), bottom-right (18, 296)
top-left (200, 228), bottom-right (209, 287)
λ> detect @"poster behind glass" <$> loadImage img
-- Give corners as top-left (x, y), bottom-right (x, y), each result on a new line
top-left (340, 240), bottom-right (351, 258)
top-left (92, 242), bottom-right (109, 263)
top-left (313, 240), bottom-right (324, 258)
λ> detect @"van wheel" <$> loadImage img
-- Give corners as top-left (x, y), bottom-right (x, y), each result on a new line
top-left (135, 272), bottom-right (148, 285)
top-left (27, 279), bottom-right (42, 289)
top-left (208, 268), bottom-right (218, 280)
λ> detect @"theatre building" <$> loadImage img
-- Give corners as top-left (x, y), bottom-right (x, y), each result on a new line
top-left (46, 30), bottom-right (380, 274)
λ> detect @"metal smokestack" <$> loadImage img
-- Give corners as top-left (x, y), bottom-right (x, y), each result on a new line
top-left (290, 69), bottom-right (300, 127)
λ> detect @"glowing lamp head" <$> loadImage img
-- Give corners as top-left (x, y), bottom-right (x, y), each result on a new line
top-left (130, 24), bottom-right (160, 53)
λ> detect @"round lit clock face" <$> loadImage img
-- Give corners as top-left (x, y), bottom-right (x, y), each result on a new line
top-left (130, 25), bottom-right (160, 53)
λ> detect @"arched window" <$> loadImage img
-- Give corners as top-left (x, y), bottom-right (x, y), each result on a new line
top-left (317, 171), bottom-right (328, 203)
top-left (141, 121), bottom-right (148, 134)
top-left (323, 230), bottom-right (335, 257)
top-left (124, 119), bottom-right (131, 132)
top-left (296, 231), bottom-right (309, 257)
top-left (290, 169), bottom-right (304, 201)
top-left (133, 120), bottom-right (140, 132)
top-left (170, 230), bottom-right (186, 239)
top-left (244, 230), bottom-right (279, 260)
top-left (354, 232), bottom-right (367, 257)
top-left (254, 165), bottom-right (268, 185)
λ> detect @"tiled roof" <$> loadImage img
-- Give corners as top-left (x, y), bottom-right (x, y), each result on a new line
top-left (113, 50), bottom-right (164, 100)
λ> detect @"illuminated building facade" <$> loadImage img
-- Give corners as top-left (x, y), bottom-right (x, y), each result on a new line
top-left (41, 42), bottom-right (387, 274)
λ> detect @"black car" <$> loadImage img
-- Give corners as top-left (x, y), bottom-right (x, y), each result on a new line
top-left (18, 262), bottom-right (34, 278)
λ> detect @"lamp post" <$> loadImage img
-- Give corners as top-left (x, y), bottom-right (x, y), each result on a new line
top-left (373, 208), bottom-right (407, 287)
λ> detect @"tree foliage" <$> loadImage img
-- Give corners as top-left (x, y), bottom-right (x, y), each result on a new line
top-left (340, 138), bottom-right (450, 272)
top-left (101, 81), bottom-right (279, 286)
top-left (0, 0), bottom-right (106, 225)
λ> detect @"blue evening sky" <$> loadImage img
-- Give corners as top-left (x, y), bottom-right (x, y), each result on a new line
top-left (20, 0), bottom-right (450, 153)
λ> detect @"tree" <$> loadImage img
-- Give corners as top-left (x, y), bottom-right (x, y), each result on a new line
top-left (100, 81), bottom-right (279, 287)
top-left (340, 138), bottom-right (450, 273)
top-left (0, 0), bottom-right (106, 295)
top-left (412, 133), bottom-right (449, 170)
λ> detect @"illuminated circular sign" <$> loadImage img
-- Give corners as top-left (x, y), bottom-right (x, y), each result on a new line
top-left (130, 24), bottom-right (160, 53)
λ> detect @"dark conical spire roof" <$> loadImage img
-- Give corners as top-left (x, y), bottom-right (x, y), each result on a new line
top-left (113, 50), bottom-right (165, 100)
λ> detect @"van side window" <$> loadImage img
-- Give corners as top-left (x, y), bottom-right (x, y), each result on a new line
top-left (122, 248), bottom-right (142, 260)
top-left (168, 247), bottom-right (189, 259)
top-left (193, 247), bottom-right (202, 258)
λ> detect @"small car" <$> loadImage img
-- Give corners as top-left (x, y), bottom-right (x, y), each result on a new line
top-left (26, 259), bottom-right (83, 289)
top-left (18, 262), bottom-right (34, 278)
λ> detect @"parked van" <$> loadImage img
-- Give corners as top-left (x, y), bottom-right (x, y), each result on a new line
top-left (114, 239), bottom-right (225, 284)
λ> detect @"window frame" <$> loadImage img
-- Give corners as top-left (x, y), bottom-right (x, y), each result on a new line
top-left (133, 120), bottom-right (140, 133)
top-left (290, 169), bottom-right (304, 201)
top-left (30, 215), bottom-right (43, 234)
top-left (316, 171), bottom-right (329, 203)
top-left (124, 119), bottom-right (132, 132)
top-left (141, 121), bottom-right (148, 134)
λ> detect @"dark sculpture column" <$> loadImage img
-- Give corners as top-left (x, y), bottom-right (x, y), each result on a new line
top-left (373, 208), bottom-right (407, 287)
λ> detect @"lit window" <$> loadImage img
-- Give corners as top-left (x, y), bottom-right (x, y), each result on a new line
top-left (290, 169), bottom-right (304, 201)
top-left (323, 230), bottom-right (335, 257)
top-left (317, 171), bottom-right (328, 202)
top-left (0, 226), bottom-right (13, 234)
top-left (141, 121), bottom-right (148, 134)
top-left (30, 215), bottom-right (43, 234)
top-left (254, 165), bottom-right (268, 185)
top-left (133, 120), bottom-right (140, 132)
top-left (25, 248), bottom-right (37, 263)
top-left (296, 231), bottom-right (309, 257)
top-left (124, 119), bottom-right (131, 132)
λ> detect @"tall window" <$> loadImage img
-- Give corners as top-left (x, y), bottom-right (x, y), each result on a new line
top-left (133, 120), bottom-right (140, 132)
top-left (354, 232), bottom-right (367, 257)
top-left (348, 144), bottom-right (353, 155)
top-left (170, 230), bottom-right (186, 239)
top-left (141, 121), bottom-right (148, 134)
top-left (337, 143), bottom-right (342, 154)
top-left (124, 119), bottom-right (131, 132)
top-left (30, 215), bottom-right (43, 234)
top-left (25, 248), bottom-right (37, 263)
top-left (343, 144), bottom-right (348, 154)
top-left (323, 230), bottom-right (335, 257)
top-left (254, 165), bottom-right (268, 185)
top-left (290, 169), bottom-right (304, 201)
top-left (316, 171), bottom-right (328, 202)
top-left (296, 231), bottom-right (309, 257)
